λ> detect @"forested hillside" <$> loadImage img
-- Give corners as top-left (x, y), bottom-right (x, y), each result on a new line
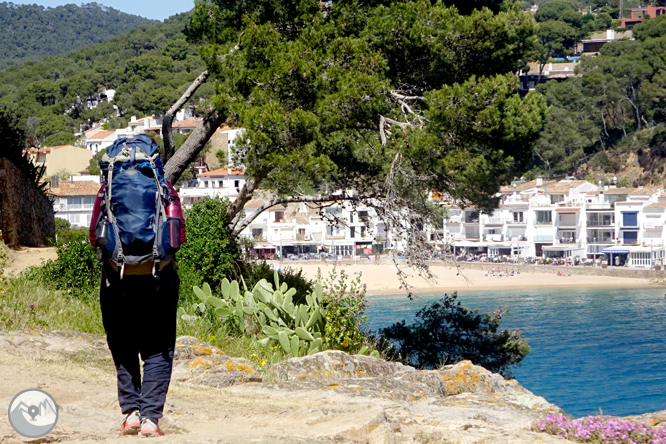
top-left (528, 14), bottom-right (666, 187)
top-left (0, 12), bottom-right (209, 147)
top-left (0, 2), bottom-right (157, 71)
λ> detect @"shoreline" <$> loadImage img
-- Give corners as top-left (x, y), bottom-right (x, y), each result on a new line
top-left (271, 260), bottom-right (657, 295)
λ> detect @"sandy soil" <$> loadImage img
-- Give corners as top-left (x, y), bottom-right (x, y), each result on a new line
top-left (277, 261), bottom-right (652, 295)
top-left (2, 246), bottom-right (57, 276)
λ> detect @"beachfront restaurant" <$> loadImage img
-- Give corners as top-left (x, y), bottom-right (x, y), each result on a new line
top-left (603, 245), bottom-right (665, 268)
top-left (452, 240), bottom-right (487, 256)
top-left (542, 244), bottom-right (586, 260)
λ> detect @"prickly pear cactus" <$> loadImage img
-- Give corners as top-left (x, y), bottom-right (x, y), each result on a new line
top-left (183, 271), bottom-right (327, 358)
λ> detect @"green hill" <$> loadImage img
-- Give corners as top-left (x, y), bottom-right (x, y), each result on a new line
top-left (0, 2), bottom-right (158, 71)
top-left (0, 11), bottom-right (210, 146)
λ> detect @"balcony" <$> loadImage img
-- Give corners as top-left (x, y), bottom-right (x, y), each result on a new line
top-left (586, 220), bottom-right (614, 227)
top-left (534, 235), bottom-right (554, 242)
top-left (481, 216), bottom-right (507, 225)
top-left (587, 237), bottom-right (613, 244)
top-left (533, 219), bottom-right (553, 225)
top-left (557, 238), bottom-right (578, 244)
top-left (643, 221), bottom-right (663, 229)
top-left (507, 218), bottom-right (527, 225)
top-left (463, 218), bottom-right (479, 224)
top-left (55, 204), bottom-right (94, 212)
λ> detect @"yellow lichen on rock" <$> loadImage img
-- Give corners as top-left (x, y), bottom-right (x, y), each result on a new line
top-left (188, 357), bottom-right (214, 369)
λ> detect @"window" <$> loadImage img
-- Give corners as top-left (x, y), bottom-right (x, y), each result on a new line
top-left (252, 228), bottom-right (263, 238)
top-left (623, 231), bottom-right (638, 244)
top-left (350, 227), bottom-right (356, 238)
top-left (513, 211), bottom-right (524, 223)
top-left (234, 180), bottom-right (239, 188)
top-left (559, 230), bottom-right (576, 243)
top-left (274, 211), bottom-right (284, 222)
top-left (588, 213), bottom-right (614, 226)
top-left (536, 211), bottom-right (552, 224)
top-left (550, 194), bottom-right (565, 204)
top-left (622, 212), bottom-right (638, 227)
top-left (298, 228), bottom-right (305, 235)
top-left (67, 197), bottom-right (82, 206)
top-left (559, 213), bottom-right (576, 226)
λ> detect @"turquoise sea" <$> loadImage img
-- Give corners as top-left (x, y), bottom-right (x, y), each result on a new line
top-left (364, 286), bottom-right (666, 417)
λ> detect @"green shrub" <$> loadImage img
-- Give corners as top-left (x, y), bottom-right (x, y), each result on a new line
top-left (31, 232), bottom-right (101, 300)
top-left (54, 218), bottom-right (88, 245)
top-left (242, 262), bottom-right (313, 305)
top-left (316, 266), bottom-right (370, 353)
top-left (177, 197), bottom-right (242, 303)
top-left (380, 293), bottom-right (530, 377)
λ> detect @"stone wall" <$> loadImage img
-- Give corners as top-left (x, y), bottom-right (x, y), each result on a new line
top-left (457, 261), bottom-right (666, 280)
top-left (0, 157), bottom-right (55, 247)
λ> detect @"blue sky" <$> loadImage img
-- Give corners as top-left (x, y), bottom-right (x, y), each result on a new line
top-left (9, 1), bottom-right (196, 21)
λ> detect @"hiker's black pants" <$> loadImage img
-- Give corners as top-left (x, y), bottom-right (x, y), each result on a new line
top-left (100, 263), bottom-right (180, 422)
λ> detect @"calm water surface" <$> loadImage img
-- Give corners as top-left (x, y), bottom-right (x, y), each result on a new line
top-left (364, 287), bottom-right (666, 417)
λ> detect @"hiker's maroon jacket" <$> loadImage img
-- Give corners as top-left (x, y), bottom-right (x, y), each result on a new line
top-left (89, 182), bottom-right (186, 248)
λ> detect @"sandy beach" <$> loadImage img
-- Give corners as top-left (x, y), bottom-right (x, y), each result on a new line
top-left (275, 261), bottom-right (654, 295)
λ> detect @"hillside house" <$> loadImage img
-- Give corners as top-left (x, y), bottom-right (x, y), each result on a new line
top-left (23, 145), bottom-right (92, 177)
top-left (85, 130), bottom-right (116, 155)
top-left (178, 167), bottom-right (247, 206)
top-left (50, 179), bottom-right (101, 228)
top-left (621, 5), bottom-right (666, 28)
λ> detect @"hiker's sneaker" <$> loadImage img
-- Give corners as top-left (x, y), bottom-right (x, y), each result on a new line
top-left (140, 418), bottom-right (164, 437)
top-left (120, 410), bottom-right (141, 435)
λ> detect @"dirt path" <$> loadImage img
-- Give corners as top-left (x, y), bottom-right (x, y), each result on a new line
top-left (0, 346), bottom-right (375, 444)
top-left (2, 246), bottom-right (57, 276)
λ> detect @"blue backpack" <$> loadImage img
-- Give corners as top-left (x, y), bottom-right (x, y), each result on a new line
top-left (94, 135), bottom-right (179, 277)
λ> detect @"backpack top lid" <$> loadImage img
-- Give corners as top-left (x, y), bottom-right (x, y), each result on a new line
top-left (99, 135), bottom-right (164, 176)
top-left (106, 134), bottom-right (159, 158)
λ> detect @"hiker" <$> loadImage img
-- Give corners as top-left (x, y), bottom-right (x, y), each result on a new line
top-left (89, 135), bottom-right (185, 437)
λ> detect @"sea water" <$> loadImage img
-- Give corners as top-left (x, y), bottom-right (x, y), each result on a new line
top-left (364, 286), bottom-right (666, 417)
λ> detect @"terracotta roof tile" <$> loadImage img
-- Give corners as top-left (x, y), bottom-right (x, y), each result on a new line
top-left (86, 130), bottom-right (115, 140)
top-left (629, 187), bottom-right (658, 195)
top-left (244, 198), bottom-right (267, 209)
top-left (199, 167), bottom-right (246, 176)
top-left (173, 119), bottom-right (203, 128)
top-left (50, 181), bottom-right (100, 197)
top-left (645, 202), bottom-right (666, 209)
top-left (544, 180), bottom-right (591, 193)
top-left (603, 187), bottom-right (633, 195)
top-left (500, 179), bottom-right (557, 193)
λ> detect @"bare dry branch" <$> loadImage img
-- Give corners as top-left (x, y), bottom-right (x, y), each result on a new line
top-left (163, 70), bottom-right (210, 162)
top-left (232, 191), bottom-right (364, 235)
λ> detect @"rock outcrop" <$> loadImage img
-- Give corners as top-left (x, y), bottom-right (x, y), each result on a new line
top-left (0, 330), bottom-right (662, 444)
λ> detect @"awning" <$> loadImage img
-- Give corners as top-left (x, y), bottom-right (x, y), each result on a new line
top-left (542, 245), bottom-right (583, 251)
top-left (602, 247), bottom-right (629, 254)
top-left (451, 240), bottom-right (486, 247)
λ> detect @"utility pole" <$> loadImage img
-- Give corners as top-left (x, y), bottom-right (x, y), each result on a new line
top-left (619, 0), bottom-right (623, 20)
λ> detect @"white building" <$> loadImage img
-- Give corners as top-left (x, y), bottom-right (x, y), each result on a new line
top-left (51, 179), bottom-right (101, 228)
top-left (441, 178), bottom-right (665, 268)
top-left (179, 168), bottom-right (247, 207)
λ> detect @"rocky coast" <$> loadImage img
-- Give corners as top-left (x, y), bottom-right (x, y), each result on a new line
top-left (1, 330), bottom-right (665, 444)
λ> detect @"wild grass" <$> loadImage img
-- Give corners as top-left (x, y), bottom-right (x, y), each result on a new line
top-left (0, 273), bottom-right (104, 335)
